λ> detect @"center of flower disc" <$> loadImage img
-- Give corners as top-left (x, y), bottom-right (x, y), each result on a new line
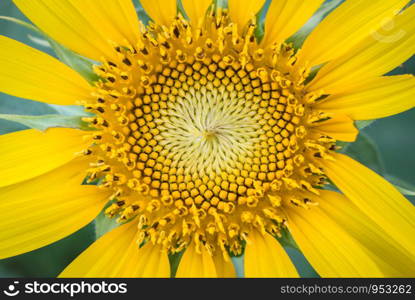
top-left (158, 88), bottom-right (261, 176)
top-left (83, 12), bottom-right (332, 255)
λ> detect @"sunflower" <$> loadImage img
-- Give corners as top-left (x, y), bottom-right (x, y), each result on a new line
top-left (1, 0), bottom-right (415, 278)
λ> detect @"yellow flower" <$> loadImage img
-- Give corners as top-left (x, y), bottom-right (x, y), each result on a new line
top-left (1, 0), bottom-right (415, 278)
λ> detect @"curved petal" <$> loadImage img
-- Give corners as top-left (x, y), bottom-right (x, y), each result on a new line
top-left (307, 4), bottom-right (415, 93)
top-left (0, 158), bottom-right (109, 259)
top-left (212, 253), bottom-right (236, 278)
top-left (321, 153), bottom-right (415, 256)
top-left (245, 230), bottom-right (299, 278)
top-left (140, 0), bottom-right (177, 27)
top-left (0, 36), bottom-right (92, 105)
top-left (318, 190), bottom-right (415, 277)
top-left (133, 243), bottom-right (171, 278)
top-left (14, 0), bottom-right (140, 61)
top-left (300, 0), bottom-right (410, 66)
top-left (60, 222), bottom-right (170, 278)
top-left (176, 243), bottom-right (217, 278)
top-left (228, 0), bottom-right (266, 32)
top-left (0, 128), bottom-right (89, 188)
top-left (310, 114), bottom-right (358, 142)
top-left (286, 205), bottom-right (383, 277)
top-left (182, 0), bottom-right (212, 26)
top-left (262, 0), bottom-right (324, 47)
top-left (314, 75), bottom-right (415, 120)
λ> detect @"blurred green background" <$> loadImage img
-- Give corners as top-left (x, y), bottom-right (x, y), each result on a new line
top-left (0, 0), bottom-right (414, 277)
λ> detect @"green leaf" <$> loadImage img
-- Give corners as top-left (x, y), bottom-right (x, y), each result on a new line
top-left (48, 40), bottom-right (100, 83)
top-left (355, 120), bottom-right (376, 130)
top-left (168, 251), bottom-right (184, 278)
top-left (215, 0), bottom-right (228, 8)
top-left (386, 175), bottom-right (415, 196)
top-left (0, 15), bottom-right (99, 83)
top-left (288, 0), bottom-right (343, 49)
top-left (0, 224), bottom-right (95, 277)
top-left (27, 34), bottom-right (52, 48)
top-left (285, 248), bottom-right (319, 278)
top-left (0, 16), bottom-right (40, 33)
top-left (177, 0), bottom-right (188, 19)
top-left (0, 113), bottom-right (91, 131)
top-left (0, 93), bottom-right (59, 134)
top-left (276, 228), bottom-right (320, 277)
top-left (341, 131), bottom-right (385, 175)
top-left (231, 256), bottom-right (244, 278)
top-left (48, 104), bottom-right (93, 117)
top-left (132, 0), bottom-right (153, 25)
top-left (94, 212), bottom-right (120, 239)
top-left (276, 227), bottom-right (299, 250)
top-left (254, 0), bottom-right (270, 42)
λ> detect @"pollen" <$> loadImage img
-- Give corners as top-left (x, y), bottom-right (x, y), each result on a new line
top-left (82, 10), bottom-right (334, 257)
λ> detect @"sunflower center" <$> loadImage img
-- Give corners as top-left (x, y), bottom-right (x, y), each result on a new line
top-left (158, 87), bottom-right (262, 176)
top-left (84, 12), bottom-right (333, 256)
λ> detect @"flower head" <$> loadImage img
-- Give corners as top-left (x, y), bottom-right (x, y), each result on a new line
top-left (1, 0), bottom-right (415, 278)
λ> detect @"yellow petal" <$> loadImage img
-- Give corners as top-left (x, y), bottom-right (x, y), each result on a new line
top-left (308, 4), bottom-right (415, 93)
top-left (322, 153), bottom-right (415, 256)
top-left (0, 128), bottom-right (88, 188)
top-left (286, 205), bottom-right (383, 277)
top-left (14, 0), bottom-right (140, 61)
top-left (315, 75), bottom-right (415, 120)
top-left (135, 244), bottom-right (171, 278)
top-left (311, 114), bottom-right (358, 142)
top-left (262, 0), bottom-right (324, 47)
top-left (60, 221), bottom-right (171, 278)
top-left (176, 243), bottom-right (217, 278)
top-left (212, 254), bottom-right (236, 278)
top-left (140, 0), bottom-right (177, 27)
top-left (245, 231), bottom-right (299, 278)
top-left (0, 36), bottom-right (92, 105)
top-left (318, 190), bottom-right (415, 277)
top-left (300, 0), bottom-right (410, 66)
top-left (0, 158), bottom-right (109, 259)
top-left (182, 0), bottom-right (212, 26)
top-left (228, 0), bottom-right (266, 32)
